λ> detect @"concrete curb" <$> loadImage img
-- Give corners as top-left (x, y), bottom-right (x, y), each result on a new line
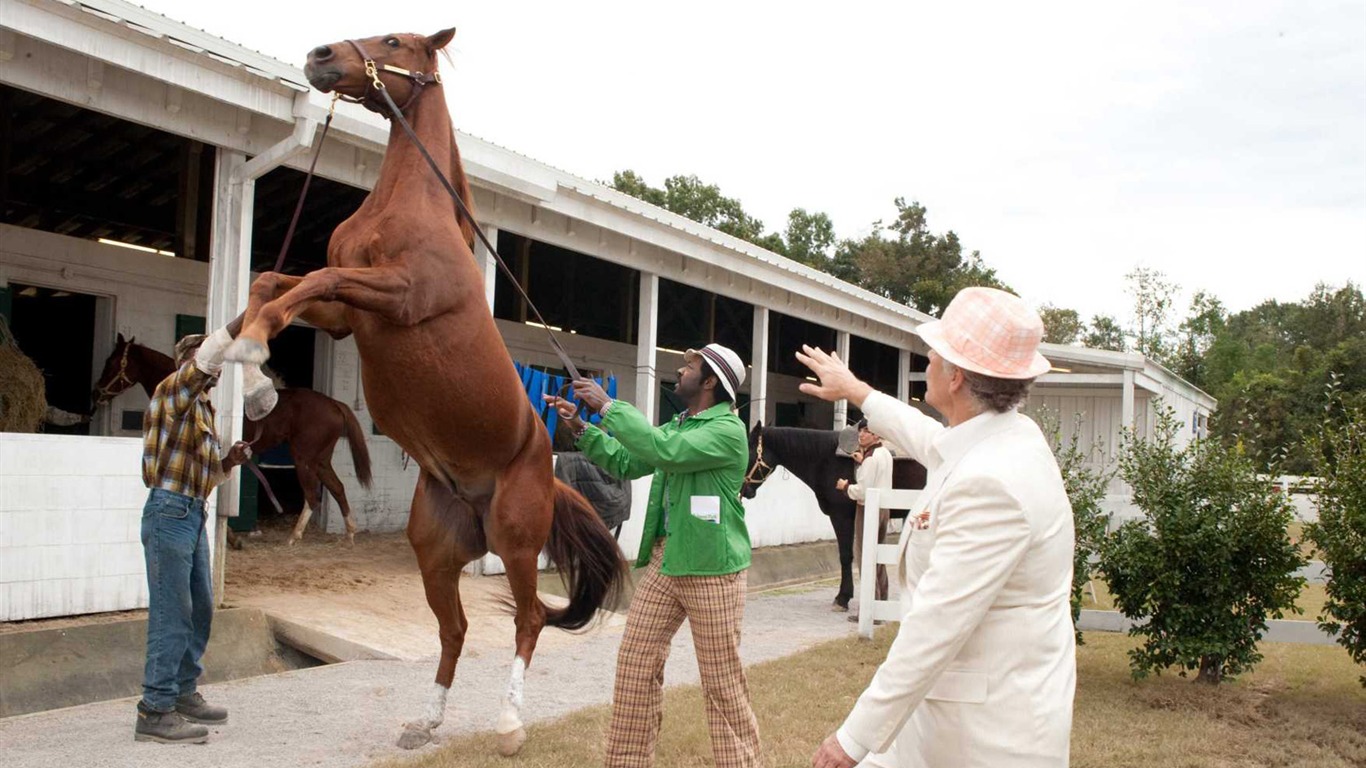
top-left (1077, 609), bottom-right (1342, 646)
top-left (0, 607), bottom-right (300, 718)
top-left (537, 540), bottom-right (842, 606)
top-left (265, 614), bottom-right (398, 664)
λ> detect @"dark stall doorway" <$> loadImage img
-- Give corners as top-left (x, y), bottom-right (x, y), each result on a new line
top-left (7, 283), bottom-right (98, 435)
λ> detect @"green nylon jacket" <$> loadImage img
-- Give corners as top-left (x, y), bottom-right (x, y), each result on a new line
top-left (577, 400), bottom-right (752, 576)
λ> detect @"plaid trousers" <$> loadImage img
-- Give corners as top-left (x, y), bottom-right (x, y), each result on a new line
top-left (605, 542), bottom-right (762, 768)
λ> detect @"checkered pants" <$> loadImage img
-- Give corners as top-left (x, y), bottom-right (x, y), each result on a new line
top-left (604, 542), bottom-right (762, 768)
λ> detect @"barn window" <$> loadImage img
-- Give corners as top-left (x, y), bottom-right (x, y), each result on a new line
top-left (492, 231), bottom-right (637, 343)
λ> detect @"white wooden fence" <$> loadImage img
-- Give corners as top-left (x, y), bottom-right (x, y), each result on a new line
top-left (857, 487), bottom-right (922, 639)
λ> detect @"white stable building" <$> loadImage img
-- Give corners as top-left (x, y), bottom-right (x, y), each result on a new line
top-left (0, 0), bottom-right (1214, 620)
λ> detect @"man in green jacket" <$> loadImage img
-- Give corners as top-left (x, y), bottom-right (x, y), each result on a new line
top-left (545, 343), bottom-right (760, 768)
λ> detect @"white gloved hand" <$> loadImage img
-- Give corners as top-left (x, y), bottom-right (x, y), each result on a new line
top-left (243, 364), bottom-right (279, 420)
top-left (193, 328), bottom-right (234, 376)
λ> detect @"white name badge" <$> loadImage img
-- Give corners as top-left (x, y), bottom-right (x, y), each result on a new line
top-left (690, 495), bottom-right (721, 524)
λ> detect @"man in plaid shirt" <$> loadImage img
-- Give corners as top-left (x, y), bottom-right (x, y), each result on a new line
top-left (135, 323), bottom-right (275, 745)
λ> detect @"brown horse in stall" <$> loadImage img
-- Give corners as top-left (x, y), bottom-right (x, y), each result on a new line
top-left (92, 334), bottom-right (373, 543)
top-left (222, 29), bottom-right (627, 754)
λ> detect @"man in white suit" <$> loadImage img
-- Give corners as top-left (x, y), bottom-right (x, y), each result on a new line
top-left (804, 286), bottom-right (1076, 768)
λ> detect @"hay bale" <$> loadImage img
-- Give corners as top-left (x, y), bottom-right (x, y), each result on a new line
top-left (0, 316), bottom-right (46, 433)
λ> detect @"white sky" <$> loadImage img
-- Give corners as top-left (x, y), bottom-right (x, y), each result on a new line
top-left (138, 0), bottom-right (1365, 323)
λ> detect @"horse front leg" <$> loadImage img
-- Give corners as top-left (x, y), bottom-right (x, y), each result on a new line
top-left (225, 266), bottom-right (415, 365)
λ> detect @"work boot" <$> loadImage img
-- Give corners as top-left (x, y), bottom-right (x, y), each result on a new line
top-left (134, 702), bottom-right (209, 744)
top-left (175, 691), bottom-right (228, 724)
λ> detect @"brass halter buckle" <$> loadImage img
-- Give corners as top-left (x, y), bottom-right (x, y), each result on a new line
top-left (364, 59), bottom-right (386, 90)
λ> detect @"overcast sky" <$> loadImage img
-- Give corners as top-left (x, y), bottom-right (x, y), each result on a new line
top-left (138, 0), bottom-right (1365, 324)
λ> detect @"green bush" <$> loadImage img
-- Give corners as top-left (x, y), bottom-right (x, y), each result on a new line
top-left (1033, 408), bottom-right (1114, 645)
top-left (1102, 406), bottom-right (1306, 684)
top-left (1304, 379), bottom-right (1366, 686)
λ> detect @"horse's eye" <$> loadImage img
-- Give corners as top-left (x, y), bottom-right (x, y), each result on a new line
top-left (385, 37), bottom-right (400, 48)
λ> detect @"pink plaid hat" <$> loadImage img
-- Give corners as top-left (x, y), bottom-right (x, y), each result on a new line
top-left (917, 287), bottom-right (1052, 380)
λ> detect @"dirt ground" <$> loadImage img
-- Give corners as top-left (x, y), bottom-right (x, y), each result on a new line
top-left (225, 525), bottom-right (419, 599)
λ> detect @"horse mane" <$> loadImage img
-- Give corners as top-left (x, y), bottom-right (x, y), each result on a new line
top-left (448, 125), bottom-right (476, 252)
top-left (761, 426), bottom-right (840, 467)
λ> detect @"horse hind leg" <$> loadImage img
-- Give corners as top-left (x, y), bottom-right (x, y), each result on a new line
top-left (316, 461), bottom-right (356, 546)
top-left (288, 465), bottom-right (322, 546)
top-left (484, 447), bottom-right (557, 757)
top-left (400, 470), bottom-right (486, 749)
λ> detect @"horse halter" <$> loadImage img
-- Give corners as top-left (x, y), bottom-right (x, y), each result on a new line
top-left (742, 433), bottom-right (777, 490)
top-left (94, 344), bottom-right (136, 403)
top-left (340, 39), bottom-right (442, 116)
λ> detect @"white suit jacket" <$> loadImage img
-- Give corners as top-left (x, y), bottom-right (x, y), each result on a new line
top-left (837, 392), bottom-right (1076, 768)
top-left (847, 445), bottom-right (894, 503)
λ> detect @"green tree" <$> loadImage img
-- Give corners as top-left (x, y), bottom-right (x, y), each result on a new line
top-left (782, 209), bottom-right (836, 268)
top-left (848, 198), bottom-right (1010, 315)
top-left (1101, 407), bottom-right (1306, 684)
top-left (1083, 315), bottom-right (1127, 352)
top-left (1038, 304), bottom-right (1084, 345)
top-left (1173, 290), bottom-right (1226, 388)
top-left (610, 171), bottom-right (771, 246)
top-left (1304, 377), bottom-right (1366, 686)
top-left (1125, 267), bottom-right (1179, 361)
top-left (1033, 408), bottom-right (1114, 644)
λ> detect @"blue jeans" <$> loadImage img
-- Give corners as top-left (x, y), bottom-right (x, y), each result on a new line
top-left (140, 489), bottom-right (213, 712)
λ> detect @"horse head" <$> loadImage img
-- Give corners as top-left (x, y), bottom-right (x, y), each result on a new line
top-left (741, 421), bottom-right (779, 499)
top-left (92, 335), bottom-right (176, 410)
top-left (305, 28), bottom-right (455, 114)
top-left (91, 333), bottom-right (137, 410)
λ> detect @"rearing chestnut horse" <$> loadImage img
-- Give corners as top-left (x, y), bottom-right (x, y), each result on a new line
top-left (224, 29), bottom-right (626, 754)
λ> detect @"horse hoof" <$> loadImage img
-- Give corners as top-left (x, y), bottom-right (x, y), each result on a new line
top-left (397, 724), bottom-right (432, 750)
top-left (287, 537), bottom-right (299, 547)
top-left (495, 726), bottom-right (527, 757)
top-left (225, 337), bottom-right (270, 365)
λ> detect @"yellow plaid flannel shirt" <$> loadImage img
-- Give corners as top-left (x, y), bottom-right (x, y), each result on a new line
top-left (141, 359), bottom-right (225, 501)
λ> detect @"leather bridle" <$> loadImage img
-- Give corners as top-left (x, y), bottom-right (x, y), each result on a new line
top-left (339, 38), bottom-right (443, 116)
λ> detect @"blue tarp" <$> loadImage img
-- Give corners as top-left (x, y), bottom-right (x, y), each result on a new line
top-left (513, 362), bottom-right (616, 438)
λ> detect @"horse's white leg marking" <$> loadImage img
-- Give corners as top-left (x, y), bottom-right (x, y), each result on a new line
top-left (495, 656), bottom-right (528, 756)
top-left (424, 681), bottom-right (449, 729)
top-left (289, 504), bottom-right (314, 545)
top-left (398, 681), bottom-right (449, 749)
top-left (242, 363), bottom-right (278, 420)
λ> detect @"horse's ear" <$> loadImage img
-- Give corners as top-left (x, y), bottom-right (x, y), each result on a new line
top-left (116, 332), bottom-right (125, 343)
top-left (426, 28), bottom-right (456, 52)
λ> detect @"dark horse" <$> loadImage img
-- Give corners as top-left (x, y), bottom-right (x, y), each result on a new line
top-left (742, 423), bottom-right (926, 609)
top-left (742, 424), bottom-right (860, 608)
top-left (222, 29), bottom-right (627, 754)
top-left (91, 334), bottom-right (374, 543)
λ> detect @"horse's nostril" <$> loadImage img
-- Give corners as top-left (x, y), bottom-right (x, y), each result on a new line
top-left (311, 45), bottom-right (334, 61)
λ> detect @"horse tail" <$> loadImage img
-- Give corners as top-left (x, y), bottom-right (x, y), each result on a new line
top-left (334, 400), bottom-right (373, 488)
top-left (542, 478), bottom-right (628, 631)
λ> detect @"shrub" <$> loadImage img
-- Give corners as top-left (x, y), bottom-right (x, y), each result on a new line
top-left (1033, 408), bottom-right (1114, 645)
top-left (1304, 376), bottom-right (1366, 686)
top-left (1102, 406), bottom-right (1305, 683)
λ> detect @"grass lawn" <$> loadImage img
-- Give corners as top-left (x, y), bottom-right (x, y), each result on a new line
top-left (378, 629), bottom-right (1365, 768)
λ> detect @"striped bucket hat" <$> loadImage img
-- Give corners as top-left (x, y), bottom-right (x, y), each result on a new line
top-left (685, 343), bottom-right (746, 401)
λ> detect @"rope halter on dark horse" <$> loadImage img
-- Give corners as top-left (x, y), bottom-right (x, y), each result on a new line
top-left (743, 432), bottom-right (777, 491)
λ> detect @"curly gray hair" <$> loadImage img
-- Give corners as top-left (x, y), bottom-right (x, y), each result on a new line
top-left (941, 359), bottom-right (1034, 413)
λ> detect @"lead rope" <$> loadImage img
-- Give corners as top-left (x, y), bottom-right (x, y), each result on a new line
top-left (361, 61), bottom-right (583, 381)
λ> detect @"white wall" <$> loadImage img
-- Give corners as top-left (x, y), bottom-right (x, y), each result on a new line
top-left (0, 223), bottom-right (213, 437)
top-left (0, 434), bottom-right (218, 621)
